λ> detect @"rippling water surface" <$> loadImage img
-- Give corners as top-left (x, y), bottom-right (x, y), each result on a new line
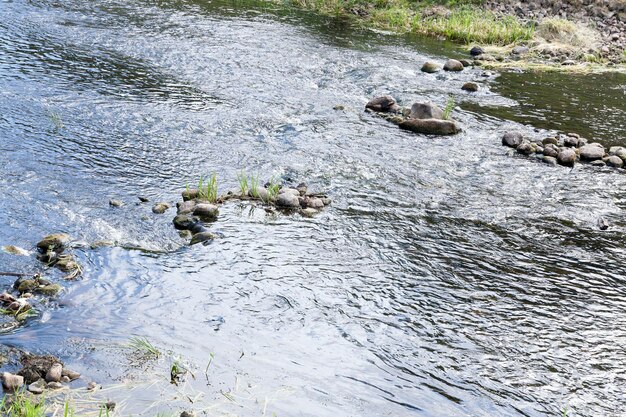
top-left (1, 0), bottom-right (626, 415)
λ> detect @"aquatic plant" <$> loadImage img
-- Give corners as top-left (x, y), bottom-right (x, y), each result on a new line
top-left (47, 110), bottom-right (64, 129)
top-left (443, 96), bottom-right (455, 120)
top-left (204, 352), bottom-right (215, 384)
top-left (198, 173), bottom-right (218, 203)
top-left (127, 336), bottom-right (160, 358)
top-left (237, 171), bottom-right (249, 196)
top-left (170, 356), bottom-right (187, 384)
top-left (266, 177), bottom-right (280, 201)
top-left (250, 173), bottom-right (261, 198)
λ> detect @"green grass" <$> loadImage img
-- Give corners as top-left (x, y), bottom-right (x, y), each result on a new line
top-left (237, 171), bottom-right (249, 196)
top-left (286, 0), bottom-right (533, 45)
top-left (250, 173), bottom-right (261, 198)
top-left (443, 96), bottom-right (455, 120)
top-left (0, 390), bottom-right (45, 417)
top-left (170, 357), bottom-right (187, 384)
top-left (266, 178), bottom-right (280, 201)
top-left (127, 336), bottom-right (160, 358)
top-left (197, 173), bottom-right (218, 203)
top-left (47, 110), bottom-right (64, 129)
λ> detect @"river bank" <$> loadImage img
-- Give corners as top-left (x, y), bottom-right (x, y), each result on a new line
top-left (283, 0), bottom-right (626, 71)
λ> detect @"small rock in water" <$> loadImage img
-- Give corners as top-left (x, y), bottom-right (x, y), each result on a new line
top-left (516, 140), bottom-right (533, 155)
top-left (276, 193), bottom-right (300, 208)
top-left (87, 381), bottom-right (98, 391)
top-left (279, 188), bottom-right (300, 197)
top-left (177, 200), bottom-right (196, 215)
top-left (190, 231), bottom-right (217, 246)
top-left (461, 82), bottom-right (479, 92)
top-left (399, 119), bottom-right (460, 136)
top-left (109, 199), bottom-right (123, 207)
top-left (542, 137), bottom-right (558, 146)
top-left (590, 159), bottom-right (606, 167)
top-left (2, 372), bottom-right (24, 391)
top-left (322, 197), bottom-right (332, 206)
top-left (543, 144), bottom-right (559, 158)
top-left (138, 196), bottom-right (150, 203)
top-left (190, 223), bottom-right (208, 235)
top-left (563, 136), bottom-right (580, 147)
top-left (443, 59), bottom-right (464, 71)
top-left (421, 61), bottom-right (441, 73)
top-left (511, 45), bottom-right (529, 55)
top-left (47, 381), bottom-right (63, 390)
top-left (193, 203), bottom-right (219, 221)
top-left (300, 208), bottom-right (319, 218)
top-left (28, 379), bottom-right (46, 395)
top-left (105, 401), bottom-right (116, 411)
top-left (60, 375), bottom-right (71, 383)
top-left (152, 202), bottom-right (170, 214)
top-left (409, 102), bottom-right (443, 120)
top-left (598, 217), bottom-right (609, 230)
top-left (45, 363), bottom-right (63, 383)
top-left (173, 214), bottom-right (197, 230)
top-left (606, 155), bottom-right (623, 168)
top-left (365, 96), bottom-right (400, 113)
top-left (305, 198), bottom-right (324, 209)
top-left (542, 156), bottom-right (558, 166)
top-left (181, 189), bottom-right (199, 201)
top-left (502, 132), bottom-right (523, 148)
top-left (1, 245), bottom-right (29, 256)
top-left (180, 412), bottom-right (196, 417)
top-left (296, 183), bottom-right (308, 196)
top-left (459, 59), bottom-right (471, 67)
top-left (557, 148), bottom-right (577, 166)
top-left (470, 46), bottom-right (484, 56)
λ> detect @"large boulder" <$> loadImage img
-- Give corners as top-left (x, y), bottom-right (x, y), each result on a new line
top-left (579, 143), bottom-right (605, 161)
top-left (409, 102), bottom-right (443, 120)
top-left (365, 96), bottom-right (400, 113)
top-left (557, 148), bottom-right (577, 166)
top-left (502, 132), bottom-right (524, 148)
top-left (443, 59), bottom-right (464, 71)
top-left (399, 119), bottom-right (460, 136)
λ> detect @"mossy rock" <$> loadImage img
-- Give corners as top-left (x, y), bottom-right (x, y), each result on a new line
top-left (36, 234), bottom-right (69, 253)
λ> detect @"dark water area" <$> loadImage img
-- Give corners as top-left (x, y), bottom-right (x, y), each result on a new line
top-left (1, 0), bottom-right (626, 415)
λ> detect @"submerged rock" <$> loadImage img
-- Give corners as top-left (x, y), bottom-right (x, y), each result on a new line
top-left (138, 196), bottom-right (150, 203)
top-left (55, 255), bottom-right (79, 272)
top-left (409, 102), bottom-right (443, 120)
top-left (557, 148), bottom-right (577, 166)
top-left (502, 132), bottom-right (523, 148)
top-left (190, 231), bottom-right (217, 246)
top-left (300, 208), bottom-right (319, 218)
top-left (109, 199), bottom-right (123, 207)
top-left (36, 234), bottom-right (69, 253)
top-left (28, 379), bottom-right (46, 395)
top-left (542, 156), bottom-right (558, 166)
top-left (2, 372), bottom-right (24, 391)
top-left (47, 381), bottom-right (63, 390)
top-left (579, 143), bottom-right (605, 161)
top-left (421, 61), bottom-right (440, 73)
top-left (461, 82), bottom-right (479, 92)
top-left (598, 217), bottom-right (610, 230)
top-left (152, 202), bottom-right (170, 214)
top-left (1, 245), bottom-right (29, 256)
top-left (443, 59), bottom-right (464, 71)
top-left (399, 119), bottom-right (460, 136)
top-left (365, 96), bottom-right (400, 113)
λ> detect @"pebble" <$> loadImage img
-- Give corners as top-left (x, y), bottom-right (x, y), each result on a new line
top-left (109, 199), bottom-right (123, 207)
top-left (152, 202), bottom-right (170, 214)
top-left (45, 363), bottom-right (63, 383)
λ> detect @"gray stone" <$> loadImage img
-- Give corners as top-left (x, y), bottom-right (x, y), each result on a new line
top-left (542, 137), bottom-right (558, 146)
top-left (305, 198), bottom-right (324, 209)
top-left (516, 140), bottom-right (533, 155)
top-left (461, 82), bottom-right (479, 92)
top-left (459, 59), bottom-right (472, 67)
top-left (47, 381), bottom-right (63, 390)
top-left (470, 46), bottom-right (484, 56)
top-left (109, 199), bottom-right (123, 207)
top-left (279, 188), bottom-right (300, 197)
top-left (28, 379), bottom-right (45, 395)
top-left (502, 131), bottom-right (524, 148)
top-left (590, 160), bottom-right (606, 167)
top-left (563, 136), bottom-right (579, 147)
top-left (45, 363), bottom-right (62, 383)
top-left (399, 119), bottom-right (460, 136)
top-left (181, 189), bottom-right (199, 201)
top-left (512, 45), bottom-right (530, 55)
top-left (557, 148), bottom-right (577, 166)
top-left (443, 59), bottom-right (464, 71)
top-left (365, 96), bottom-right (400, 113)
top-left (176, 200), bottom-right (196, 215)
top-left (542, 156), bottom-right (558, 166)
top-left (36, 234), bottom-right (69, 253)
top-left (300, 208), bottom-right (319, 218)
top-left (322, 198), bottom-right (332, 206)
top-left (173, 215), bottom-right (197, 230)
top-left (606, 155), bottom-right (624, 167)
top-left (152, 202), bottom-right (170, 214)
top-left (409, 102), bottom-right (443, 120)
top-left (276, 193), bottom-right (301, 208)
top-left (598, 217), bottom-right (609, 230)
top-left (579, 143), bottom-right (605, 161)
top-left (2, 372), bottom-right (24, 391)
top-left (193, 204), bottom-right (219, 221)
top-left (138, 196), bottom-right (150, 203)
top-left (543, 144), bottom-right (559, 158)
top-left (421, 61), bottom-right (440, 73)
top-left (609, 146), bottom-right (625, 155)
top-left (190, 231), bottom-right (217, 246)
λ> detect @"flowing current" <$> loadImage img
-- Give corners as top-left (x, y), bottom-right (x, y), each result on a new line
top-left (1, 0), bottom-right (626, 415)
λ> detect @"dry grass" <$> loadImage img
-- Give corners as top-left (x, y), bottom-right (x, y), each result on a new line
top-left (536, 18), bottom-right (600, 51)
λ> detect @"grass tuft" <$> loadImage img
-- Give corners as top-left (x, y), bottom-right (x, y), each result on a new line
top-left (197, 173), bottom-right (218, 203)
top-left (127, 336), bottom-right (160, 358)
top-left (266, 178), bottom-right (280, 202)
top-left (0, 389), bottom-right (45, 416)
top-left (250, 173), bottom-right (261, 199)
top-left (237, 171), bottom-right (249, 196)
top-left (443, 96), bottom-right (455, 120)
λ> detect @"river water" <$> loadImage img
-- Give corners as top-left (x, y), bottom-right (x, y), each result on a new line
top-left (1, 0), bottom-right (626, 416)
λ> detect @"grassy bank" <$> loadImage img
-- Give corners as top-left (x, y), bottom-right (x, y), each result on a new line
top-left (286, 0), bottom-right (534, 45)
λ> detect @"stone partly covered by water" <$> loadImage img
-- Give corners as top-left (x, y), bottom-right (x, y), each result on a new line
top-left (365, 95), bottom-right (400, 113)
